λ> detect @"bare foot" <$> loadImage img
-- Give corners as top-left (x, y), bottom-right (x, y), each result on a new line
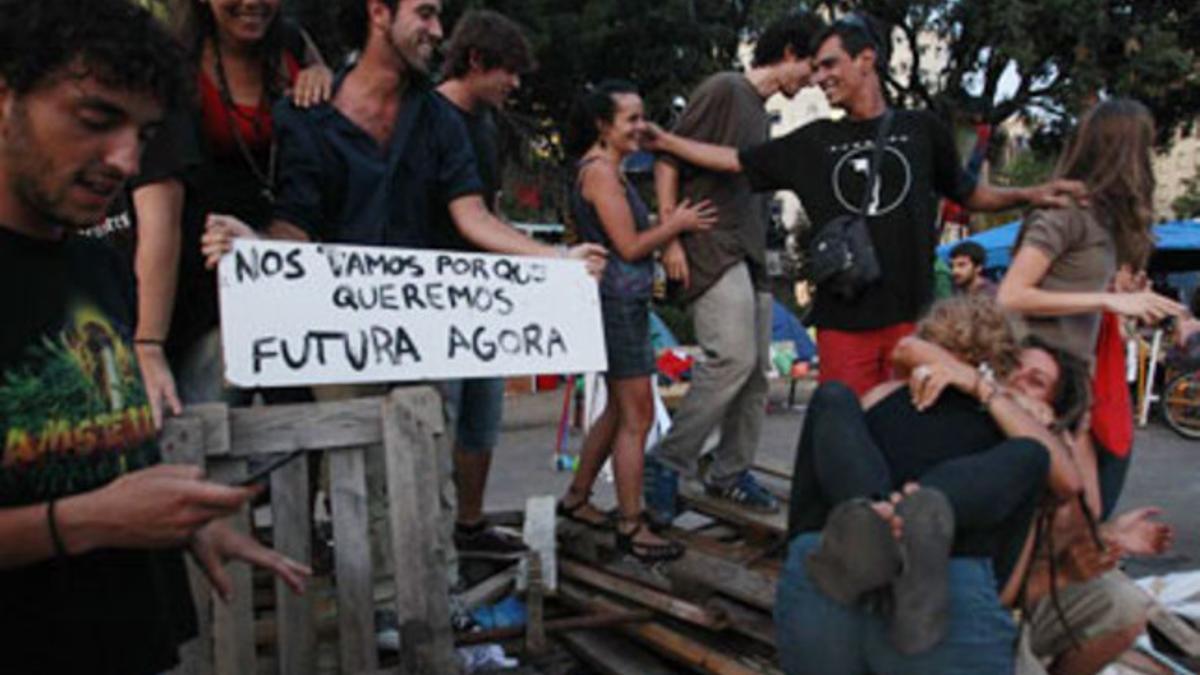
top-left (870, 500), bottom-right (905, 541)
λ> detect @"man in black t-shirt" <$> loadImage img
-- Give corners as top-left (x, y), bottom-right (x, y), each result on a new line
top-left (648, 15), bottom-right (1084, 397)
top-left (0, 3), bottom-right (309, 674)
top-left (435, 10), bottom-right (536, 559)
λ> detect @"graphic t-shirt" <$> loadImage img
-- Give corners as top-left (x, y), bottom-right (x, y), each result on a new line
top-left (741, 109), bottom-right (976, 331)
top-left (0, 227), bottom-right (195, 674)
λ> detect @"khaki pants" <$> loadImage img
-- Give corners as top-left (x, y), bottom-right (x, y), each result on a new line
top-left (653, 262), bottom-right (773, 486)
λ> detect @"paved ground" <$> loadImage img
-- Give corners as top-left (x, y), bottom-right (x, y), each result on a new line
top-left (484, 381), bottom-right (1200, 579)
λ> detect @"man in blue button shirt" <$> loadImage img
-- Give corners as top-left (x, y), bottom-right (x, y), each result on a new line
top-left (201, 0), bottom-right (604, 634)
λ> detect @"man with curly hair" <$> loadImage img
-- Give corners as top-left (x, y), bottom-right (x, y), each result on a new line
top-left (0, 2), bottom-right (308, 673)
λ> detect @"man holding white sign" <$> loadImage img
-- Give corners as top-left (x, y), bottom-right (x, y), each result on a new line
top-left (200, 0), bottom-right (606, 633)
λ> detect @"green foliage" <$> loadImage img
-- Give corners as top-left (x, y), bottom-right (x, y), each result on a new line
top-left (1173, 166), bottom-right (1200, 220)
top-left (443, 0), bottom-right (746, 140)
top-left (789, 0), bottom-right (1199, 146)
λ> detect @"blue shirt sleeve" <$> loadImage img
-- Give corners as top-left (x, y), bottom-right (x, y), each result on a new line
top-left (272, 101), bottom-right (330, 239)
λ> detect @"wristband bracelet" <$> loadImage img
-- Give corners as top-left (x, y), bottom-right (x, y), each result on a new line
top-left (133, 338), bottom-right (164, 346)
top-left (46, 499), bottom-right (68, 559)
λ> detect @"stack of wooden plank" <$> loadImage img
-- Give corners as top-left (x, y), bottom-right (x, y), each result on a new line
top-left (543, 482), bottom-right (790, 675)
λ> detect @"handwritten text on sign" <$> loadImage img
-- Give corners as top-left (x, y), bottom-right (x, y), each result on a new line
top-left (218, 239), bottom-right (606, 387)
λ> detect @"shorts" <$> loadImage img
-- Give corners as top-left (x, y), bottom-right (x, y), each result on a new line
top-left (601, 295), bottom-right (654, 380)
top-left (444, 377), bottom-right (505, 453)
top-left (1026, 570), bottom-right (1150, 662)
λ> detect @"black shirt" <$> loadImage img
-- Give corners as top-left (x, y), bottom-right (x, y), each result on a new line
top-left (429, 93), bottom-right (501, 252)
top-left (272, 71), bottom-right (484, 247)
top-left (741, 109), bottom-right (976, 330)
top-left (0, 227), bottom-right (195, 675)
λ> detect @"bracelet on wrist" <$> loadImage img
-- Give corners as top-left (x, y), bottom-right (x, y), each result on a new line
top-left (46, 499), bottom-right (68, 559)
top-left (134, 338), bottom-right (165, 346)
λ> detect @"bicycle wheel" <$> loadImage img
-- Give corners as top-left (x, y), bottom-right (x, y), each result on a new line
top-left (1160, 370), bottom-right (1200, 440)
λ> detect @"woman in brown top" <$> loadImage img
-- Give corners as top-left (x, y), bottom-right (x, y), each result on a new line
top-left (997, 98), bottom-right (1184, 519)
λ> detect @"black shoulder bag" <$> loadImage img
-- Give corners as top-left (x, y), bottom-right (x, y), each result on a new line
top-left (807, 110), bottom-right (893, 301)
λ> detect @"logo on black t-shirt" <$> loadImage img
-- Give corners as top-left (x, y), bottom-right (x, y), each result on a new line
top-left (0, 302), bottom-right (157, 506)
top-left (831, 142), bottom-right (913, 217)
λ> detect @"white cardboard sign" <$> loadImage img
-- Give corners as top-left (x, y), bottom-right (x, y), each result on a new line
top-left (218, 239), bottom-right (607, 387)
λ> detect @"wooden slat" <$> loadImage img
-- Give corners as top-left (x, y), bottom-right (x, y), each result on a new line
top-left (705, 597), bottom-right (776, 647)
top-left (460, 568), bottom-right (517, 611)
top-left (271, 453), bottom-right (316, 675)
top-left (559, 582), bottom-right (761, 675)
top-left (678, 483), bottom-right (788, 536)
top-left (226, 398), bottom-right (387, 456)
top-left (383, 388), bottom-right (456, 674)
top-left (559, 559), bottom-right (729, 630)
top-left (329, 447), bottom-right (377, 674)
top-left (209, 460), bottom-right (257, 675)
top-left (560, 628), bottom-right (678, 675)
top-left (558, 520), bottom-right (777, 611)
top-left (160, 417), bottom-right (215, 675)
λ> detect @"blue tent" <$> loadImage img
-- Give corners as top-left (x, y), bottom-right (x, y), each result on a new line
top-left (771, 299), bottom-right (817, 361)
top-left (938, 218), bottom-right (1200, 272)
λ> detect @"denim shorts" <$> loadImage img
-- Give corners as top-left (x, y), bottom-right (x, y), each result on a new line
top-left (443, 377), bottom-right (506, 453)
top-left (775, 533), bottom-right (1017, 675)
top-left (601, 295), bottom-right (655, 380)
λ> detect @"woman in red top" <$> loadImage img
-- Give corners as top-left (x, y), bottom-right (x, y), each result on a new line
top-left (132, 0), bottom-right (332, 420)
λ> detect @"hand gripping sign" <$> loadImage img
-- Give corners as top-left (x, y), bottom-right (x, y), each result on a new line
top-left (218, 239), bottom-right (607, 387)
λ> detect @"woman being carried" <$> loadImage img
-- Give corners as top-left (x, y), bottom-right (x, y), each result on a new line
top-left (788, 296), bottom-right (1087, 656)
top-left (556, 80), bottom-right (716, 563)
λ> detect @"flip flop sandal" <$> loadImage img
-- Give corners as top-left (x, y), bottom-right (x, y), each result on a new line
top-left (805, 498), bottom-right (904, 606)
top-left (616, 520), bottom-right (685, 563)
top-left (888, 488), bottom-right (955, 655)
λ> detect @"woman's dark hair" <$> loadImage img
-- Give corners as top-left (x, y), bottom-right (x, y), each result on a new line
top-left (171, 0), bottom-right (291, 99)
top-left (1021, 335), bottom-right (1091, 432)
top-left (0, 0), bottom-right (187, 109)
top-left (441, 10), bottom-right (535, 80)
top-left (564, 79), bottom-right (638, 158)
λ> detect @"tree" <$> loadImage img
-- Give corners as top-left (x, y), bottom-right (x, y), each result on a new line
top-left (1174, 166), bottom-right (1200, 220)
top-left (789, 1), bottom-right (1199, 144)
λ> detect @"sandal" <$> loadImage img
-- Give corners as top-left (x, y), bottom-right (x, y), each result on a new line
top-left (557, 489), bottom-right (613, 530)
top-left (615, 516), bottom-right (685, 563)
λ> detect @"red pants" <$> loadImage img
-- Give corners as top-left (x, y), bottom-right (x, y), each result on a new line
top-left (817, 322), bottom-right (916, 397)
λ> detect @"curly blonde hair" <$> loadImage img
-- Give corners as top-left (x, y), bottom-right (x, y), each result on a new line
top-left (916, 295), bottom-right (1020, 379)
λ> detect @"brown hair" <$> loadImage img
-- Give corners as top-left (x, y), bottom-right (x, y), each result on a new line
top-left (441, 10), bottom-right (535, 80)
top-left (1054, 98), bottom-right (1156, 268)
top-left (916, 295), bottom-right (1021, 379)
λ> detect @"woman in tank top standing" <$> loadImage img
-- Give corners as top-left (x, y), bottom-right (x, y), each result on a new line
top-left (556, 80), bottom-right (716, 562)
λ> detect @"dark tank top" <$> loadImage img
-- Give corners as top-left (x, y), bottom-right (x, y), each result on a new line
top-left (570, 158), bottom-right (654, 299)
